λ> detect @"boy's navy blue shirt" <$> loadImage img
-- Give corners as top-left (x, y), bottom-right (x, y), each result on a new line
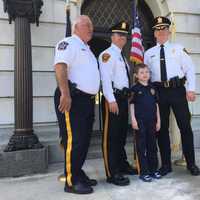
top-left (130, 82), bottom-right (158, 121)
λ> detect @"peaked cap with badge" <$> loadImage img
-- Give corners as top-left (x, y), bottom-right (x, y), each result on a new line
top-left (152, 16), bottom-right (171, 30)
top-left (111, 21), bottom-right (129, 34)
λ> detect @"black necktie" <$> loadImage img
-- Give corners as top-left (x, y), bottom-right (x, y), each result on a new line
top-left (121, 52), bottom-right (130, 87)
top-left (160, 44), bottom-right (167, 81)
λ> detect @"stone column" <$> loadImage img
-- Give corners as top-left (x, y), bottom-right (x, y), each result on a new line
top-left (3, 0), bottom-right (43, 152)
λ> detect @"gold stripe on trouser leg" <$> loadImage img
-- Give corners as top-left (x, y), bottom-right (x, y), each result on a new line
top-left (103, 101), bottom-right (111, 177)
top-left (65, 112), bottom-right (73, 186)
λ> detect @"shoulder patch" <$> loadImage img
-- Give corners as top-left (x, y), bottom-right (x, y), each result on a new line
top-left (183, 48), bottom-right (189, 54)
top-left (102, 53), bottom-right (111, 63)
top-left (58, 41), bottom-right (69, 50)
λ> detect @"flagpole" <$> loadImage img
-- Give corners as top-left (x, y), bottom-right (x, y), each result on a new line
top-left (131, 0), bottom-right (141, 175)
top-left (65, 0), bottom-right (72, 37)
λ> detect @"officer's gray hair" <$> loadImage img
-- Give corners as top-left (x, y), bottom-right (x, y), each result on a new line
top-left (72, 15), bottom-right (92, 33)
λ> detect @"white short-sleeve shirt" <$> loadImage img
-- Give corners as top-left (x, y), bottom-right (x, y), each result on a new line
top-left (54, 35), bottom-right (100, 95)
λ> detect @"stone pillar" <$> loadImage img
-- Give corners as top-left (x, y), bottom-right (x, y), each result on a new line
top-left (3, 0), bottom-right (44, 152)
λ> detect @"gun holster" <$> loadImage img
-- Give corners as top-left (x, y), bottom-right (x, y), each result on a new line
top-left (122, 87), bottom-right (132, 98)
top-left (68, 81), bottom-right (77, 96)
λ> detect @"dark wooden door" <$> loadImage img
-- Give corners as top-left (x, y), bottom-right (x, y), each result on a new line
top-left (81, 0), bottom-right (155, 131)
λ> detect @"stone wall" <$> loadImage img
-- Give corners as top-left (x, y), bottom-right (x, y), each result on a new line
top-left (0, 0), bottom-right (199, 133)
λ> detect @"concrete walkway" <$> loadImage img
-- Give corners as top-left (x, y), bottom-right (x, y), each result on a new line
top-left (0, 155), bottom-right (200, 200)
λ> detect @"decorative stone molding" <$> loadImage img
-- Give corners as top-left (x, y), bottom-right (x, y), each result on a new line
top-left (3, 0), bottom-right (43, 26)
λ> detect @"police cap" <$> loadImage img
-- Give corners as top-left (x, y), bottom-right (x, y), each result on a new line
top-left (111, 21), bottom-right (129, 34)
top-left (152, 16), bottom-right (171, 30)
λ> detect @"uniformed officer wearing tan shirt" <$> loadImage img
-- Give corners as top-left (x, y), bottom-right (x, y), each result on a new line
top-left (54, 15), bottom-right (100, 194)
top-left (99, 21), bottom-right (137, 186)
top-left (144, 16), bottom-right (200, 176)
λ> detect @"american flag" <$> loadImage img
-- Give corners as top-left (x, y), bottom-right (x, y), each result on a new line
top-left (130, 11), bottom-right (144, 63)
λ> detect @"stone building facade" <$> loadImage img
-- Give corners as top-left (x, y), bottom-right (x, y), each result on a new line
top-left (0, 0), bottom-right (199, 153)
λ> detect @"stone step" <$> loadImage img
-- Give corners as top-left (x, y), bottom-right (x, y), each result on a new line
top-left (0, 125), bottom-right (200, 165)
top-left (45, 131), bottom-right (135, 164)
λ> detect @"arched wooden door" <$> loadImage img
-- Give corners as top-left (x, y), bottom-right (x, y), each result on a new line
top-left (81, 0), bottom-right (155, 131)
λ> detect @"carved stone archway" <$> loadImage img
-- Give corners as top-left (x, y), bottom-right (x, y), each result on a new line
top-left (81, 0), bottom-right (155, 50)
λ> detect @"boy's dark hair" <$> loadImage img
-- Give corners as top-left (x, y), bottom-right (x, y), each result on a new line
top-left (134, 63), bottom-right (148, 74)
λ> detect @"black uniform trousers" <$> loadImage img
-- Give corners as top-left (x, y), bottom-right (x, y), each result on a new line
top-left (157, 86), bottom-right (195, 168)
top-left (54, 87), bottom-right (95, 186)
top-left (102, 94), bottom-right (129, 178)
top-left (135, 119), bottom-right (158, 175)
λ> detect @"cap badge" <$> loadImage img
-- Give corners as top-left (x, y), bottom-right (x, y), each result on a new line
top-left (122, 22), bottom-right (126, 29)
top-left (158, 17), bottom-right (162, 23)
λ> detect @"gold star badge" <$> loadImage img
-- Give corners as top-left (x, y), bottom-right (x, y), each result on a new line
top-left (102, 53), bottom-right (111, 63)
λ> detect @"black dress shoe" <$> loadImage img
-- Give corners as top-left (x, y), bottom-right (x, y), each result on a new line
top-left (187, 165), bottom-right (200, 176)
top-left (119, 165), bottom-right (138, 175)
top-left (107, 174), bottom-right (130, 186)
top-left (82, 176), bottom-right (97, 186)
top-left (158, 166), bottom-right (172, 176)
top-left (64, 182), bottom-right (93, 194)
top-left (79, 170), bottom-right (98, 186)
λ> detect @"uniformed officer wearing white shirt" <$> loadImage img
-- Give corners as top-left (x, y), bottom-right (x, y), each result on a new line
top-left (54, 15), bottom-right (100, 194)
top-left (144, 16), bottom-right (200, 176)
top-left (99, 21), bottom-right (137, 186)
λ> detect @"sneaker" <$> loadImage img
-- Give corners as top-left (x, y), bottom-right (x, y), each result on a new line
top-left (139, 175), bottom-right (152, 182)
top-left (151, 171), bottom-right (162, 179)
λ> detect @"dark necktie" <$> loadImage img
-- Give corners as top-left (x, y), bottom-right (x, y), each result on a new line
top-left (160, 44), bottom-right (167, 81)
top-left (121, 52), bottom-right (130, 87)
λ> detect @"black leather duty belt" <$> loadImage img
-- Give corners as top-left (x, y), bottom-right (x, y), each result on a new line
top-left (113, 87), bottom-right (131, 98)
top-left (73, 88), bottom-right (96, 99)
top-left (153, 76), bottom-right (186, 88)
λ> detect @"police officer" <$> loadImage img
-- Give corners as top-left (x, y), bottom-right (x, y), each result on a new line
top-left (144, 16), bottom-right (200, 176)
top-left (99, 21), bottom-right (137, 186)
top-left (54, 15), bottom-right (100, 194)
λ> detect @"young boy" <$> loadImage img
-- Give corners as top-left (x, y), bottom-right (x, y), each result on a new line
top-left (130, 63), bottom-right (161, 182)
